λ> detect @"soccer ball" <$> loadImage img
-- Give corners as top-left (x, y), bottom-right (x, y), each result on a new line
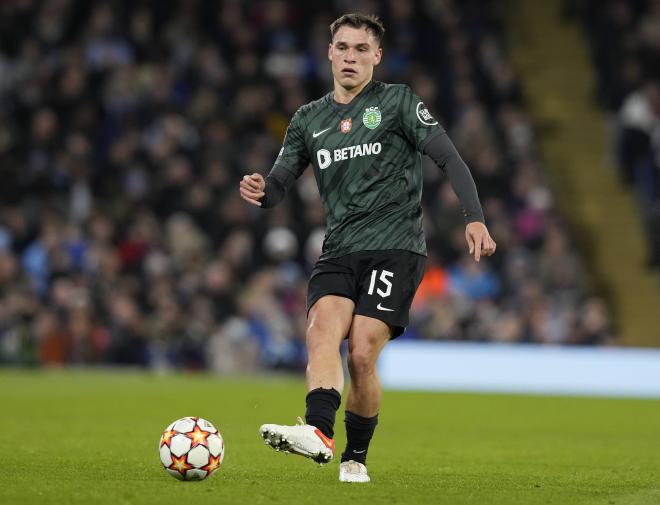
top-left (159, 417), bottom-right (224, 481)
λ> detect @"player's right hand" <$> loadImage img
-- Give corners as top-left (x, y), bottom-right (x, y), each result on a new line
top-left (239, 173), bottom-right (266, 207)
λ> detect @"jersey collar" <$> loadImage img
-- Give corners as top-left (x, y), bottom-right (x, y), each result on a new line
top-left (329, 80), bottom-right (378, 111)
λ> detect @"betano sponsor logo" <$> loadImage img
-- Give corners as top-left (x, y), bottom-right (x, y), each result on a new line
top-left (316, 142), bottom-right (382, 170)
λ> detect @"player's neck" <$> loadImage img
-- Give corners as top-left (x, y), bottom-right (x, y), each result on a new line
top-left (333, 78), bottom-right (372, 104)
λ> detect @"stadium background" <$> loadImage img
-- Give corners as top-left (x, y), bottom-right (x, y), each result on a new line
top-left (4, 0), bottom-right (659, 373)
top-left (2, 1), bottom-right (660, 504)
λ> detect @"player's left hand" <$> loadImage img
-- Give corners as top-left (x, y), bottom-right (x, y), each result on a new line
top-left (465, 222), bottom-right (496, 262)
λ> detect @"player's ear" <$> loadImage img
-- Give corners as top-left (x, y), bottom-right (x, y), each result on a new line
top-left (373, 47), bottom-right (382, 66)
top-left (328, 42), bottom-right (333, 62)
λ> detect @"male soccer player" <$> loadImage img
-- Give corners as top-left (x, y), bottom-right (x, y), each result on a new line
top-left (239, 13), bottom-right (496, 483)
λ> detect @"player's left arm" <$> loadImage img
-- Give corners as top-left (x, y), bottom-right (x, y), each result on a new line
top-left (398, 86), bottom-right (496, 262)
top-left (423, 133), bottom-right (496, 262)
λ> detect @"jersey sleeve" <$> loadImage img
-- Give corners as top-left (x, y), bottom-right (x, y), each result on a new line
top-left (398, 86), bottom-right (445, 152)
top-left (273, 108), bottom-right (310, 177)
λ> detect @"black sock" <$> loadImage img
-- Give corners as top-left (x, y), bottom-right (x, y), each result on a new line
top-left (341, 410), bottom-right (378, 465)
top-left (305, 388), bottom-right (341, 439)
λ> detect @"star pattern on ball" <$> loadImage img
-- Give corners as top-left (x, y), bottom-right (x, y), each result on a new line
top-left (169, 454), bottom-right (193, 476)
top-left (202, 454), bottom-right (222, 474)
top-left (160, 429), bottom-right (176, 448)
top-left (186, 425), bottom-right (210, 447)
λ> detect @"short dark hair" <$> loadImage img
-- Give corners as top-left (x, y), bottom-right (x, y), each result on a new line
top-left (330, 13), bottom-right (385, 46)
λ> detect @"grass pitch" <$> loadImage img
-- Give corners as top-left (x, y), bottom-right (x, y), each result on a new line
top-left (0, 370), bottom-right (659, 505)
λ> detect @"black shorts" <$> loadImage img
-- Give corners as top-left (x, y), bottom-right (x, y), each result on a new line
top-left (307, 250), bottom-right (427, 338)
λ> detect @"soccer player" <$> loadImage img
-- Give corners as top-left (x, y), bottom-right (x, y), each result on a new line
top-left (239, 13), bottom-right (496, 483)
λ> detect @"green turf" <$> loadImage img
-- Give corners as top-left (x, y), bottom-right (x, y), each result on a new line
top-left (0, 370), bottom-right (659, 505)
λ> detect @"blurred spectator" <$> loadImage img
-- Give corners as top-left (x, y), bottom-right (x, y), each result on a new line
top-left (569, 0), bottom-right (660, 271)
top-left (0, 0), bottom-right (615, 370)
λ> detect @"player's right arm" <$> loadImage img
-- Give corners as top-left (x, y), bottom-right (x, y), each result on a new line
top-left (239, 109), bottom-right (310, 208)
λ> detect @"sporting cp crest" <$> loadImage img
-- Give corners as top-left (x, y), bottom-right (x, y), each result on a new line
top-left (340, 118), bottom-right (352, 133)
top-left (362, 106), bottom-right (381, 129)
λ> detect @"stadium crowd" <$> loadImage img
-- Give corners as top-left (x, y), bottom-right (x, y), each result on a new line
top-left (0, 0), bottom-right (615, 371)
top-left (570, 0), bottom-right (660, 273)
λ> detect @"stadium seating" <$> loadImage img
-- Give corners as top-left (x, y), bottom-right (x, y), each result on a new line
top-left (0, 0), bottom-right (615, 370)
top-left (570, 0), bottom-right (660, 272)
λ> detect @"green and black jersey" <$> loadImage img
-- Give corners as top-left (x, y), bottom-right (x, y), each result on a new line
top-left (272, 80), bottom-right (446, 260)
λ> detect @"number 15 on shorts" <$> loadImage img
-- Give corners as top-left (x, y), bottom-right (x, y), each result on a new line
top-left (367, 269), bottom-right (393, 298)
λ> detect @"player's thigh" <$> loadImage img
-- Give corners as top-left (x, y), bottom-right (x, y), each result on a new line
top-left (353, 250), bottom-right (426, 337)
top-left (347, 314), bottom-right (391, 370)
top-left (307, 295), bottom-right (355, 352)
top-left (307, 255), bottom-right (357, 317)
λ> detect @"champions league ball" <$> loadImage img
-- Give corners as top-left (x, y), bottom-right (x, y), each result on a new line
top-left (159, 417), bottom-right (225, 481)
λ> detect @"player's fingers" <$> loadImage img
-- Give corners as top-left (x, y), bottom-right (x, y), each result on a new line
top-left (481, 236), bottom-right (493, 256)
top-left (240, 187), bottom-right (264, 199)
top-left (474, 235), bottom-right (483, 262)
top-left (244, 174), bottom-right (264, 191)
top-left (250, 174), bottom-right (265, 190)
top-left (240, 195), bottom-right (262, 207)
top-left (466, 232), bottom-right (475, 255)
top-left (239, 179), bottom-right (259, 192)
top-left (239, 179), bottom-right (265, 196)
top-left (242, 175), bottom-right (262, 190)
top-left (239, 187), bottom-right (263, 206)
top-left (241, 189), bottom-right (264, 200)
top-left (486, 237), bottom-right (497, 255)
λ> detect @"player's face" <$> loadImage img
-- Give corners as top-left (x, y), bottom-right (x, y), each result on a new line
top-left (328, 26), bottom-right (382, 92)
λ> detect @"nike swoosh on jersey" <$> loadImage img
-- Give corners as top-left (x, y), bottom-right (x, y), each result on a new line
top-left (377, 303), bottom-right (395, 312)
top-left (312, 127), bottom-right (331, 138)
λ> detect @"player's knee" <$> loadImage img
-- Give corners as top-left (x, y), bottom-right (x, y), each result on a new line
top-left (347, 347), bottom-right (377, 378)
